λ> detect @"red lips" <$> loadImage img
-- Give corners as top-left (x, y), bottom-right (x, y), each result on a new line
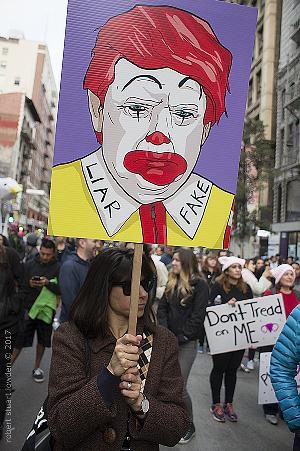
top-left (123, 151), bottom-right (187, 186)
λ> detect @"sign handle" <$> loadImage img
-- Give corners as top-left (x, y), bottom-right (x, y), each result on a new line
top-left (128, 243), bottom-right (143, 335)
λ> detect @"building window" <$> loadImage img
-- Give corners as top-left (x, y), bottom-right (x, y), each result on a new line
top-left (287, 122), bottom-right (297, 163)
top-left (288, 123), bottom-right (294, 146)
top-left (257, 26), bottom-right (263, 55)
top-left (280, 128), bottom-right (285, 149)
top-left (290, 82), bottom-right (295, 101)
top-left (280, 128), bottom-right (285, 165)
top-left (282, 89), bottom-right (286, 119)
top-left (256, 70), bottom-right (262, 100)
top-left (295, 120), bottom-right (299, 152)
top-left (286, 179), bottom-right (300, 221)
top-left (248, 79), bottom-right (253, 106)
top-left (277, 185), bottom-right (282, 223)
top-left (2, 48), bottom-right (8, 56)
top-left (0, 61), bottom-right (7, 69)
top-left (14, 77), bottom-right (20, 85)
top-left (288, 232), bottom-right (298, 258)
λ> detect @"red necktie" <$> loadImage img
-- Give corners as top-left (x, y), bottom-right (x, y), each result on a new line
top-left (139, 202), bottom-right (167, 244)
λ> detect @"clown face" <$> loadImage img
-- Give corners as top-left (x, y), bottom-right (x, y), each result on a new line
top-left (89, 58), bottom-right (211, 203)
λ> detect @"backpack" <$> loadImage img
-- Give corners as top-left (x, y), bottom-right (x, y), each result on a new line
top-left (21, 338), bottom-right (91, 451)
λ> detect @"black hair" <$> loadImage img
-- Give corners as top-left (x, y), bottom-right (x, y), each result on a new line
top-left (143, 244), bottom-right (152, 258)
top-left (70, 247), bottom-right (156, 338)
top-left (0, 234), bottom-right (9, 247)
top-left (40, 238), bottom-right (56, 251)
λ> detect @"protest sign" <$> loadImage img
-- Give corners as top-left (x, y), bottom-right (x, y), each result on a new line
top-left (258, 352), bottom-right (300, 405)
top-left (204, 294), bottom-right (286, 355)
top-left (48, 0), bottom-right (257, 249)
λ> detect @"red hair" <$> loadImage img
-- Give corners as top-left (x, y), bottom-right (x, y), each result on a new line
top-left (84, 5), bottom-right (232, 143)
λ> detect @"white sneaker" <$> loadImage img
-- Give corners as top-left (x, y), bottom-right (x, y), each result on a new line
top-left (240, 363), bottom-right (250, 373)
top-left (246, 360), bottom-right (255, 370)
top-left (265, 414), bottom-right (278, 425)
top-left (32, 368), bottom-right (45, 383)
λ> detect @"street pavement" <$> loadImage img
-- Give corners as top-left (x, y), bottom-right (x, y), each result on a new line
top-left (1, 343), bottom-right (293, 451)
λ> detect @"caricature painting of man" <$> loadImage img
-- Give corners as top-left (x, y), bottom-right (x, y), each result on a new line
top-left (49, 4), bottom-right (237, 248)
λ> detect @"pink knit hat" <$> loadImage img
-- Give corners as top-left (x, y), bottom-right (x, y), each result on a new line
top-left (271, 264), bottom-right (295, 285)
top-left (218, 256), bottom-right (246, 272)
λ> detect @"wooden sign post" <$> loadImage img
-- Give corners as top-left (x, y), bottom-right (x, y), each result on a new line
top-left (128, 243), bottom-right (144, 335)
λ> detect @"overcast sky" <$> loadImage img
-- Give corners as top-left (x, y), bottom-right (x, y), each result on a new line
top-left (0, 0), bottom-right (68, 91)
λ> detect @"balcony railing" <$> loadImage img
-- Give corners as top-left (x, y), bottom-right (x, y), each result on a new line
top-left (285, 81), bottom-right (300, 110)
top-left (291, 19), bottom-right (300, 45)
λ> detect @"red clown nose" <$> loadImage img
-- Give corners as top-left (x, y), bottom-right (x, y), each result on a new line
top-left (145, 131), bottom-right (171, 145)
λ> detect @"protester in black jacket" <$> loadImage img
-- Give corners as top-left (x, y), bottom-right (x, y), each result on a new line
top-left (158, 248), bottom-right (209, 445)
top-left (209, 256), bottom-right (253, 424)
top-left (12, 239), bottom-right (60, 383)
top-left (0, 245), bottom-right (24, 333)
top-left (198, 253), bottom-right (221, 352)
top-left (202, 253), bottom-right (221, 289)
top-left (55, 236), bottom-right (72, 264)
top-left (59, 238), bottom-right (98, 323)
top-left (24, 233), bottom-right (39, 263)
top-left (0, 243), bottom-right (23, 441)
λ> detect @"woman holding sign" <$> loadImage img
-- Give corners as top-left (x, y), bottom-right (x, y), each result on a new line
top-left (47, 248), bottom-right (189, 451)
top-left (158, 248), bottom-right (209, 444)
top-left (209, 256), bottom-right (253, 423)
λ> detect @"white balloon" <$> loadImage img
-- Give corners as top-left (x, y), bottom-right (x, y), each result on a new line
top-left (0, 178), bottom-right (22, 200)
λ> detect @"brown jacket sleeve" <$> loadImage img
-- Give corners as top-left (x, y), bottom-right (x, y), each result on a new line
top-left (47, 323), bottom-right (116, 449)
top-left (128, 327), bottom-right (189, 446)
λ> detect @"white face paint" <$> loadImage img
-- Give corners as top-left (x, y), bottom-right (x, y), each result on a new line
top-left (96, 59), bottom-right (210, 203)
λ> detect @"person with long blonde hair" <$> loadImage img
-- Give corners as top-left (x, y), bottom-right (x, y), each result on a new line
top-left (158, 247), bottom-right (209, 444)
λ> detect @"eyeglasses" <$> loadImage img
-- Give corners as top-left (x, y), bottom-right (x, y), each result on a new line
top-left (112, 278), bottom-right (155, 297)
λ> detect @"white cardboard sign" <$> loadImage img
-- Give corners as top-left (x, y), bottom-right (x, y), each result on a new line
top-left (204, 294), bottom-right (285, 355)
top-left (258, 352), bottom-right (300, 404)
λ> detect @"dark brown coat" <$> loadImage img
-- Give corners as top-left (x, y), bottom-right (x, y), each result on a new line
top-left (48, 321), bottom-right (189, 450)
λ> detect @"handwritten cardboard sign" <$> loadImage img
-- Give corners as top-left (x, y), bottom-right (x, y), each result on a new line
top-left (258, 352), bottom-right (300, 404)
top-left (204, 294), bottom-right (285, 355)
top-left (47, 0), bottom-right (257, 248)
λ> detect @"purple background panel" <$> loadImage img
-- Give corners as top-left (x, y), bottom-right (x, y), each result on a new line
top-left (53, 0), bottom-right (257, 194)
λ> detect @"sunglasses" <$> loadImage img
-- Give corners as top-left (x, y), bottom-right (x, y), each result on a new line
top-left (112, 278), bottom-right (155, 297)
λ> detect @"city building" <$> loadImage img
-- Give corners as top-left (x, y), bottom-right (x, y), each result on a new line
top-left (226, 0), bottom-right (282, 257)
top-left (0, 35), bottom-right (57, 229)
top-left (272, 0), bottom-right (300, 259)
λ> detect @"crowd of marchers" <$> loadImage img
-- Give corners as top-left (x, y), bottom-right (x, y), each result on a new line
top-left (0, 227), bottom-right (300, 449)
